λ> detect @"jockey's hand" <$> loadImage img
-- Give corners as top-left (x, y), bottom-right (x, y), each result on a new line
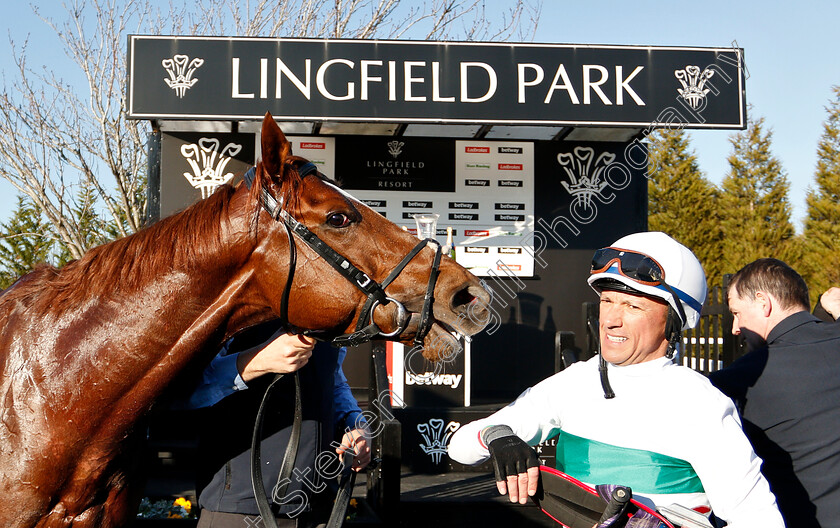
top-left (336, 427), bottom-right (372, 472)
top-left (237, 333), bottom-right (315, 382)
top-left (483, 425), bottom-right (541, 504)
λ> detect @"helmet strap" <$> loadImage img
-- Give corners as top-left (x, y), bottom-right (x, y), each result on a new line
top-left (599, 353), bottom-right (616, 399)
top-left (665, 307), bottom-right (682, 359)
top-left (588, 313), bottom-right (616, 399)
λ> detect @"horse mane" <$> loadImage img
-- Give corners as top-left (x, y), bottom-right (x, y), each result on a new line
top-left (1, 184), bottom-right (243, 315)
top-left (1, 156), bottom-right (333, 316)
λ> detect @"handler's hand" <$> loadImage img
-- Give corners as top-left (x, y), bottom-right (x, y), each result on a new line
top-left (237, 333), bottom-right (316, 382)
top-left (336, 427), bottom-right (372, 472)
top-left (487, 436), bottom-right (541, 504)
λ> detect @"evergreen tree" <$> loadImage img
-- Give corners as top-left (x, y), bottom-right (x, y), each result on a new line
top-left (52, 179), bottom-right (114, 266)
top-left (647, 128), bottom-right (724, 291)
top-left (0, 195), bottom-right (55, 289)
top-left (718, 116), bottom-right (797, 274)
top-left (801, 85), bottom-right (840, 305)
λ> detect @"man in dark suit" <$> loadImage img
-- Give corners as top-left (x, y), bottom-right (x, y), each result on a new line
top-left (710, 259), bottom-right (840, 528)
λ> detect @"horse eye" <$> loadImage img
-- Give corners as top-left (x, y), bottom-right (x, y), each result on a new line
top-left (326, 212), bottom-right (352, 228)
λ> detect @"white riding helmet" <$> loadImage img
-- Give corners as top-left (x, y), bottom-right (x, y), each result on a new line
top-left (587, 231), bottom-right (707, 330)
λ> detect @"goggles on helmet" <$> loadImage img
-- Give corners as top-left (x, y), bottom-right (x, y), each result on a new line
top-left (590, 247), bottom-right (688, 326)
top-left (591, 247), bottom-right (666, 285)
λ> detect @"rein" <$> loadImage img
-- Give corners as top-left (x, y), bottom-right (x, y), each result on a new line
top-left (243, 163), bottom-right (443, 527)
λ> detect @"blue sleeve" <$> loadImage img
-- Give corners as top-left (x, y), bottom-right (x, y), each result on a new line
top-left (332, 346), bottom-right (366, 429)
top-left (174, 342), bottom-right (249, 410)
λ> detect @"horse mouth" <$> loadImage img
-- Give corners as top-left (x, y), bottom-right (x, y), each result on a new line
top-left (413, 301), bottom-right (486, 362)
top-left (421, 321), bottom-right (465, 362)
top-left (406, 282), bottom-right (491, 361)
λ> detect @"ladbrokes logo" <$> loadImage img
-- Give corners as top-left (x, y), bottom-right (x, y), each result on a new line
top-left (299, 142), bottom-right (325, 150)
top-left (465, 146), bottom-right (490, 154)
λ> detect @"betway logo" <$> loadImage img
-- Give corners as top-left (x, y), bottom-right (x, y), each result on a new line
top-left (300, 142), bottom-right (325, 149)
top-left (406, 372), bottom-right (463, 389)
top-left (465, 146), bottom-right (490, 154)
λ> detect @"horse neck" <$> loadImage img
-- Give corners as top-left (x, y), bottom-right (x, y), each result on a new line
top-left (50, 188), bottom-right (268, 413)
top-left (125, 187), bottom-right (267, 351)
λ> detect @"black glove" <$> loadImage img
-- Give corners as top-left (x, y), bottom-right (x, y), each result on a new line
top-left (483, 425), bottom-right (540, 483)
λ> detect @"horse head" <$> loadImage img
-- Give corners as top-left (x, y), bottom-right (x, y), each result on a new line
top-left (244, 113), bottom-right (491, 360)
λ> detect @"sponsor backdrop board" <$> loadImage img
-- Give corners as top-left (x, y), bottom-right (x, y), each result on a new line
top-left (251, 132), bottom-right (537, 279)
top-left (336, 136), bottom-right (535, 277)
top-left (453, 140), bottom-right (534, 276)
top-left (155, 131), bottom-right (648, 471)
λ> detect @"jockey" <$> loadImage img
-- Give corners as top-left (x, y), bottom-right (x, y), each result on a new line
top-left (448, 232), bottom-right (784, 527)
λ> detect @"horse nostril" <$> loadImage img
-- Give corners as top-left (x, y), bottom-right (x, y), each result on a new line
top-left (452, 284), bottom-right (490, 310)
top-left (452, 287), bottom-right (475, 310)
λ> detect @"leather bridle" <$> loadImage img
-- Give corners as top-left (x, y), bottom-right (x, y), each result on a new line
top-left (243, 162), bottom-right (444, 528)
top-left (243, 163), bottom-right (443, 348)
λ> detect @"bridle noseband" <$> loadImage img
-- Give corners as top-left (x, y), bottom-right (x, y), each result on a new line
top-left (243, 163), bottom-right (443, 348)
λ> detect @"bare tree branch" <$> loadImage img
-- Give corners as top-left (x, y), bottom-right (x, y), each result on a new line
top-left (0, 0), bottom-right (541, 260)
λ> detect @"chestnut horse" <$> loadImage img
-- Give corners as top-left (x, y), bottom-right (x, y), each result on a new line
top-left (0, 114), bottom-right (490, 528)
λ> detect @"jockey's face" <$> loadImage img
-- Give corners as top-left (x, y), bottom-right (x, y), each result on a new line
top-left (598, 289), bottom-right (669, 366)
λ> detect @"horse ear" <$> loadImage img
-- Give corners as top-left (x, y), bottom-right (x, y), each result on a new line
top-left (260, 112), bottom-right (292, 179)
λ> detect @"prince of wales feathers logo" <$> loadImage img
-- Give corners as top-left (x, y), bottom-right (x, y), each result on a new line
top-left (675, 65), bottom-right (716, 110)
top-left (417, 419), bottom-right (460, 464)
top-left (162, 54), bottom-right (204, 98)
top-left (387, 140), bottom-right (405, 159)
top-left (181, 138), bottom-right (242, 199)
top-left (557, 146), bottom-right (615, 211)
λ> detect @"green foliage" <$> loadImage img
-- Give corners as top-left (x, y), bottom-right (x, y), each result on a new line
top-left (0, 181), bottom-right (118, 289)
top-left (647, 128), bottom-right (723, 291)
top-left (801, 85), bottom-right (840, 305)
top-left (718, 116), bottom-right (797, 274)
top-left (0, 196), bottom-right (55, 289)
top-left (52, 179), bottom-right (117, 266)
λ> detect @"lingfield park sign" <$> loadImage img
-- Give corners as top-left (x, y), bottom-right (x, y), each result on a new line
top-left (127, 36), bottom-right (746, 128)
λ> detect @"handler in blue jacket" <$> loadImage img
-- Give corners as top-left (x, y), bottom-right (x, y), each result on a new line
top-left (183, 321), bottom-right (370, 528)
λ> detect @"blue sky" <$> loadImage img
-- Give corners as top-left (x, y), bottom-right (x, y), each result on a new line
top-left (1, 1), bottom-right (838, 231)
